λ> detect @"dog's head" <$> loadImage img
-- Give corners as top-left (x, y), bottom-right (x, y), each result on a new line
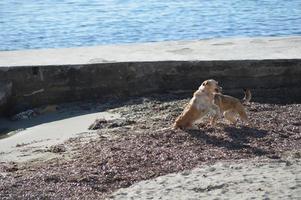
top-left (199, 79), bottom-right (222, 93)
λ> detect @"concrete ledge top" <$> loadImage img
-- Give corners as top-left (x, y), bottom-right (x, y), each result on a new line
top-left (1, 36), bottom-right (301, 67)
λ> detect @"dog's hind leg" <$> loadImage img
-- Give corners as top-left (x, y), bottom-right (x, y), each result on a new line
top-left (224, 110), bottom-right (237, 125)
top-left (237, 106), bottom-right (250, 125)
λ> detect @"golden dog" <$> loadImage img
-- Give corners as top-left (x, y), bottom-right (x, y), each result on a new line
top-left (173, 79), bottom-right (222, 129)
top-left (211, 89), bottom-right (251, 125)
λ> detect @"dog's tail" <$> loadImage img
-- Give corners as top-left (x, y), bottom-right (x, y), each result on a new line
top-left (241, 89), bottom-right (251, 103)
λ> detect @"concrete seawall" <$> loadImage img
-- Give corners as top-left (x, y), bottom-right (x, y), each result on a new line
top-left (1, 36), bottom-right (301, 115)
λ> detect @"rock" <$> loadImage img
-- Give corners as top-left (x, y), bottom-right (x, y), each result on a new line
top-left (88, 118), bottom-right (136, 130)
top-left (4, 162), bottom-right (18, 172)
top-left (89, 118), bottom-right (108, 130)
top-left (107, 119), bottom-right (136, 128)
top-left (43, 174), bottom-right (61, 183)
top-left (48, 144), bottom-right (66, 153)
top-left (10, 104), bottom-right (59, 120)
top-left (11, 109), bottom-right (37, 121)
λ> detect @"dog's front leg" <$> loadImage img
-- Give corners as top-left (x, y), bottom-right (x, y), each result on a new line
top-left (210, 104), bottom-right (221, 126)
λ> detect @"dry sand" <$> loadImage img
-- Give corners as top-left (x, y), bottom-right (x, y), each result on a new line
top-left (1, 36), bottom-right (301, 67)
top-left (0, 103), bottom-right (120, 162)
top-left (110, 158), bottom-right (301, 200)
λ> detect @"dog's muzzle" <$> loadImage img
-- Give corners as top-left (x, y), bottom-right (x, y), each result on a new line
top-left (215, 86), bottom-right (222, 93)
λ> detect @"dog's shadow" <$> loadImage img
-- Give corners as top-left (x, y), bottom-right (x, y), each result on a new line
top-left (224, 125), bottom-right (267, 141)
top-left (185, 125), bottom-right (269, 156)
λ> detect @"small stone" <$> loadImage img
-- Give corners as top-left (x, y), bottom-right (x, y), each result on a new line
top-left (48, 144), bottom-right (66, 153)
top-left (208, 167), bottom-right (216, 172)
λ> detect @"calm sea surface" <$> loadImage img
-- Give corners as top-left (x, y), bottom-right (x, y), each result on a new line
top-left (0, 0), bottom-right (300, 51)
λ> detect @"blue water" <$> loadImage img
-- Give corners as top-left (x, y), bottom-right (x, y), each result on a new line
top-left (0, 0), bottom-right (300, 51)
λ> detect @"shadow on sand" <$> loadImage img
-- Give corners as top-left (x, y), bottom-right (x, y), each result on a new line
top-left (0, 93), bottom-right (187, 138)
top-left (185, 125), bottom-right (269, 156)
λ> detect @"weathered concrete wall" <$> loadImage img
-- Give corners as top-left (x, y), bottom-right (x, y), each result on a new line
top-left (0, 59), bottom-right (301, 115)
top-left (1, 37), bottom-right (301, 115)
top-left (0, 81), bottom-right (12, 114)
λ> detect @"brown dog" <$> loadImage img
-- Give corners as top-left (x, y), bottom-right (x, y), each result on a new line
top-left (174, 79), bottom-right (222, 129)
top-left (211, 89), bottom-right (251, 125)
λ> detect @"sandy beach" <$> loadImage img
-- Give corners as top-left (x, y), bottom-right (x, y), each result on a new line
top-left (110, 158), bottom-right (301, 200)
top-left (0, 94), bottom-right (300, 199)
top-left (1, 0), bottom-right (301, 198)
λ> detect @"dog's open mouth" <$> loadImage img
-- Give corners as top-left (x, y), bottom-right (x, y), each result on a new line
top-left (215, 87), bottom-right (222, 93)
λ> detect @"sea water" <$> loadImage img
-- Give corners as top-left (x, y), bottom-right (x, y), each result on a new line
top-left (0, 0), bottom-right (300, 51)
